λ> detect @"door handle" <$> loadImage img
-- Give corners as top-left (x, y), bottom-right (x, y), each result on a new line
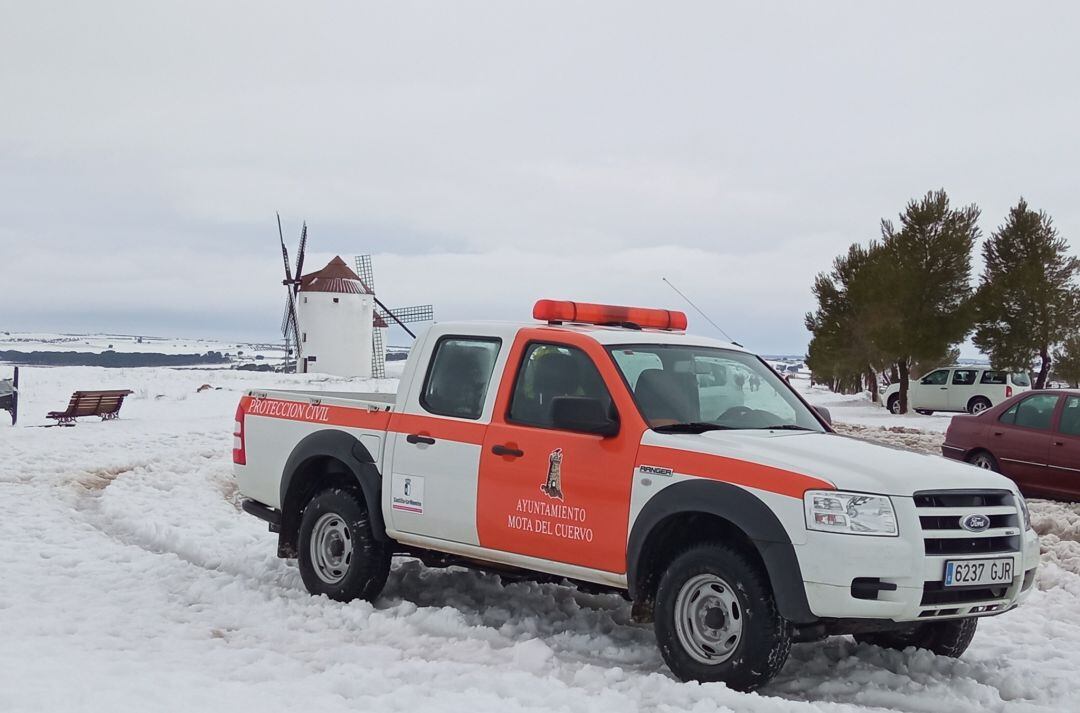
top-left (491, 444), bottom-right (524, 458)
top-left (993, 431), bottom-right (1003, 437)
top-left (1054, 441), bottom-right (1065, 447)
top-left (406, 433), bottom-right (436, 445)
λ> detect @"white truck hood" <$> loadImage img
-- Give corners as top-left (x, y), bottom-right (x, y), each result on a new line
top-left (649, 430), bottom-right (1018, 498)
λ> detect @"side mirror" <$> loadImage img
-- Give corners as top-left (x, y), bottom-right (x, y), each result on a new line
top-left (814, 406), bottom-right (832, 426)
top-left (551, 396), bottom-right (620, 437)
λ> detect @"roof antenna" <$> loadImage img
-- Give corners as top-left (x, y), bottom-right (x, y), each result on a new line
top-left (661, 277), bottom-right (742, 346)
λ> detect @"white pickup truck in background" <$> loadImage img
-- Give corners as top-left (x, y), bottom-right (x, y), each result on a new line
top-left (234, 299), bottom-right (1039, 691)
top-left (882, 366), bottom-right (1031, 415)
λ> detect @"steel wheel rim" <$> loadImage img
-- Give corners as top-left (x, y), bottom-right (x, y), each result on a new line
top-left (972, 454), bottom-right (993, 470)
top-left (890, 400), bottom-right (900, 414)
top-left (673, 573), bottom-right (744, 665)
top-left (971, 401), bottom-right (989, 414)
top-left (310, 512), bottom-right (353, 584)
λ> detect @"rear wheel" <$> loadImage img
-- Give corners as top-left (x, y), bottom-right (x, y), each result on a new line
top-left (968, 396), bottom-right (992, 414)
top-left (654, 543), bottom-right (792, 691)
top-left (966, 450), bottom-right (999, 472)
top-left (854, 618), bottom-right (978, 658)
top-left (298, 488), bottom-right (391, 602)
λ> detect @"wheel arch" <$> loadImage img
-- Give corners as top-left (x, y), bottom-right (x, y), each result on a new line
top-left (966, 395), bottom-right (992, 413)
top-left (627, 479), bottom-right (816, 624)
top-left (277, 429), bottom-right (387, 557)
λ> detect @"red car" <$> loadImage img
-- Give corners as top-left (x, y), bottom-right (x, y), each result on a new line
top-left (943, 389), bottom-right (1080, 500)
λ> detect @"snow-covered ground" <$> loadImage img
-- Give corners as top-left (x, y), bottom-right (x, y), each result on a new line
top-left (2, 365), bottom-right (1079, 712)
top-left (793, 377), bottom-right (955, 434)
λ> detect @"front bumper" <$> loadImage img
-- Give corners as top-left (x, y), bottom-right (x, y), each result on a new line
top-left (795, 491), bottom-right (1039, 622)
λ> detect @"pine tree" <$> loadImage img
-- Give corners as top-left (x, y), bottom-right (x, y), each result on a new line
top-left (973, 199), bottom-right (1080, 388)
top-left (1052, 335), bottom-right (1080, 388)
top-left (874, 190), bottom-right (979, 413)
top-left (805, 243), bottom-right (891, 396)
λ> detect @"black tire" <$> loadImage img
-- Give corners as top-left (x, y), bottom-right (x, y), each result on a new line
top-left (887, 395), bottom-right (901, 414)
top-left (854, 617), bottom-right (978, 658)
top-left (966, 450), bottom-right (999, 472)
top-left (654, 543), bottom-right (792, 691)
top-left (297, 488), bottom-right (391, 602)
top-left (968, 396), bottom-right (992, 415)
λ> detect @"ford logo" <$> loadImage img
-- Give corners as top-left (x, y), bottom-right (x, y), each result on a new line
top-left (960, 513), bottom-right (990, 532)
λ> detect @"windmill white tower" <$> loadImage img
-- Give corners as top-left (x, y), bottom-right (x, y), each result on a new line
top-left (354, 255), bottom-right (434, 378)
top-left (279, 217), bottom-right (374, 377)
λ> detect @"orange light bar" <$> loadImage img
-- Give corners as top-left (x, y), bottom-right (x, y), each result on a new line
top-left (533, 299), bottom-right (688, 331)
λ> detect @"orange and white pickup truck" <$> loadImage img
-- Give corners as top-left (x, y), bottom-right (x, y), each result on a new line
top-left (234, 299), bottom-right (1039, 690)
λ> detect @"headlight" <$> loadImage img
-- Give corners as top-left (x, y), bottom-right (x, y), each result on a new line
top-left (804, 490), bottom-right (898, 537)
top-left (1016, 492), bottom-right (1031, 531)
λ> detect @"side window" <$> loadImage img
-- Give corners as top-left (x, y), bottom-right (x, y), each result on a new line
top-left (981, 371), bottom-right (1007, 385)
top-left (509, 343), bottom-right (612, 429)
top-left (1009, 394), bottom-right (1060, 431)
top-left (420, 337), bottom-right (501, 420)
top-left (921, 370), bottom-right (949, 386)
top-left (952, 370), bottom-right (977, 386)
top-left (1061, 396), bottom-right (1080, 437)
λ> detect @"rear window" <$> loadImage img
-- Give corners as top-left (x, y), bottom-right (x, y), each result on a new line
top-left (1010, 372), bottom-right (1031, 387)
top-left (420, 337), bottom-right (501, 420)
top-left (980, 371), bottom-right (1007, 385)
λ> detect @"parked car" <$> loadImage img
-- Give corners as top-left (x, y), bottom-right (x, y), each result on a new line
top-left (942, 389), bottom-right (1080, 501)
top-left (882, 367), bottom-right (1030, 415)
top-left (234, 299), bottom-right (1039, 691)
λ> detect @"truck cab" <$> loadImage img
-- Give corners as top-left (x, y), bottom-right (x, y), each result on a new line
top-left (235, 300), bottom-right (1039, 691)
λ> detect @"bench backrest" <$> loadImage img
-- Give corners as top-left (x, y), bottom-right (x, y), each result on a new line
top-left (65, 390), bottom-right (134, 417)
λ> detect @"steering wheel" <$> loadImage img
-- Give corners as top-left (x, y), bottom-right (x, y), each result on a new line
top-left (718, 405), bottom-right (754, 422)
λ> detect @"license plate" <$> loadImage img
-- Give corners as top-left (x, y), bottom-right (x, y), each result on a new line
top-left (944, 557), bottom-right (1014, 587)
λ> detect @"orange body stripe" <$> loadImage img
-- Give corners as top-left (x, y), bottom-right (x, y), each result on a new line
top-left (240, 396), bottom-right (487, 444)
top-left (241, 395), bottom-right (392, 430)
top-left (637, 444), bottom-right (834, 499)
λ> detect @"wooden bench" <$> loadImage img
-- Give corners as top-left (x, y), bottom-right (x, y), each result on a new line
top-left (47, 389), bottom-right (134, 425)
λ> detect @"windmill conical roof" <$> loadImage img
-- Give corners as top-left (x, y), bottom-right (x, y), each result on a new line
top-left (299, 256), bottom-right (372, 294)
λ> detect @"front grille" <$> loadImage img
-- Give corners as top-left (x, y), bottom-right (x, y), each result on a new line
top-left (915, 489), bottom-right (1022, 558)
top-left (914, 489), bottom-right (1022, 617)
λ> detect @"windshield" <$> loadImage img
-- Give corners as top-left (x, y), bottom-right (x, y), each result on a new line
top-left (608, 345), bottom-right (824, 432)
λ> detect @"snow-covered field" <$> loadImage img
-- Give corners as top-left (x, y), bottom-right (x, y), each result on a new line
top-left (2, 365), bottom-right (1079, 712)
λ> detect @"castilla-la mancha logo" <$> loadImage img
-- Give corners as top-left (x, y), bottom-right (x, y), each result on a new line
top-left (541, 448), bottom-right (564, 500)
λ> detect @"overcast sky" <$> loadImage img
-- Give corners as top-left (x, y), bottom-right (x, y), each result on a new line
top-left (2, 1), bottom-right (1078, 354)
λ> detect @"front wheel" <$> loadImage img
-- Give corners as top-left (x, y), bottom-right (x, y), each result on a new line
top-left (298, 488), bottom-right (391, 602)
top-left (887, 395), bottom-right (901, 414)
top-left (854, 617), bottom-right (978, 658)
top-left (654, 543), bottom-right (792, 691)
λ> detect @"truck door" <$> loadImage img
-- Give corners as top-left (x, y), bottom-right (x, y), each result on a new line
top-left (477, 331), bottom-right (646, 574)
top-left (916, 369), bottom-right (951, 411)
top-left (948, 368), bottom-right (979, 411)
top-left (387, 335), bottom-right (505, 545)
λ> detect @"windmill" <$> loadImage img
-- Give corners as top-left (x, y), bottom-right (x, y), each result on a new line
top-left (355, 255), bottom-right (434, 378)
top-left (278, 213), bottom-right (307, 372)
